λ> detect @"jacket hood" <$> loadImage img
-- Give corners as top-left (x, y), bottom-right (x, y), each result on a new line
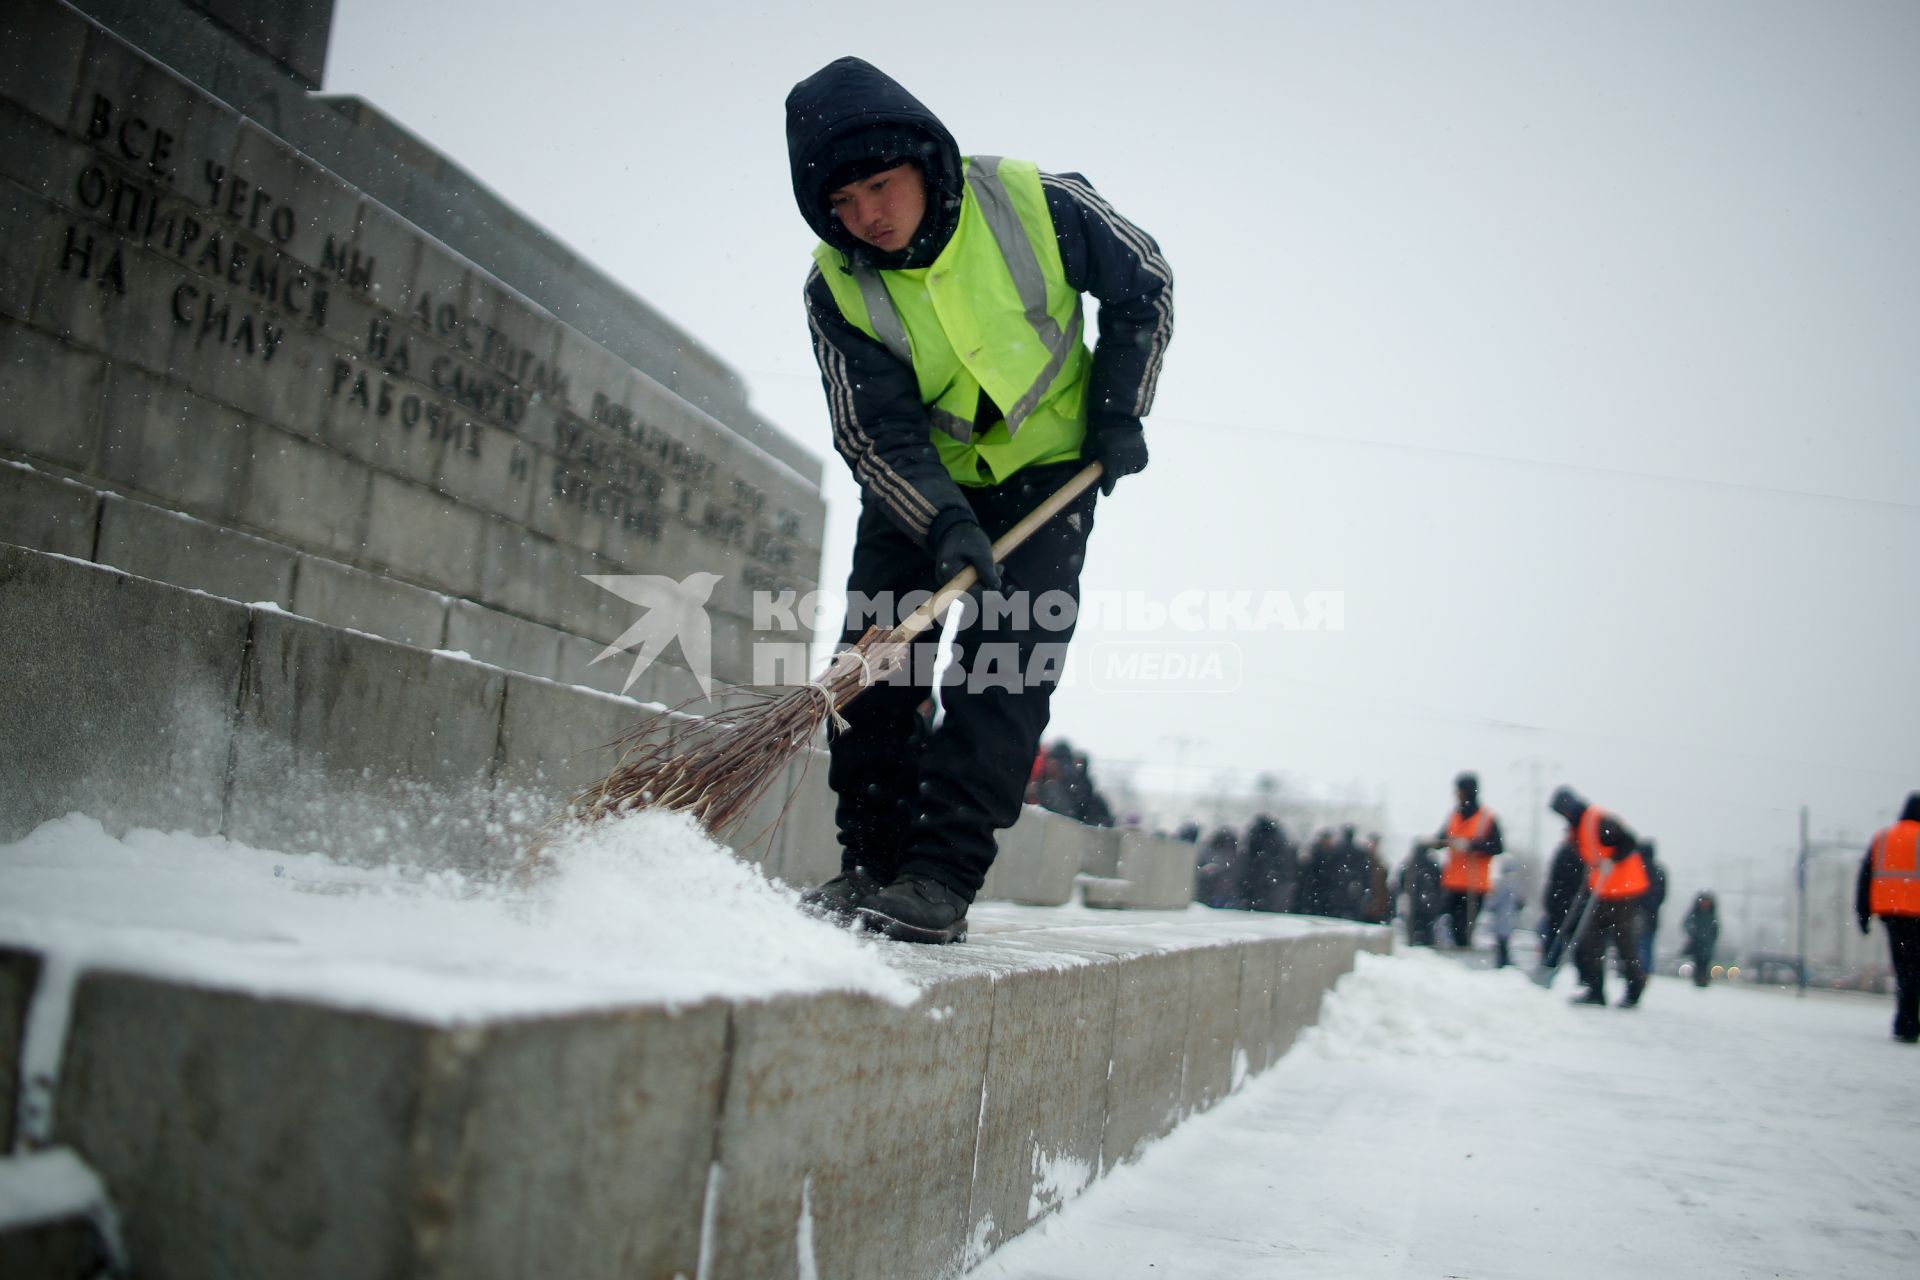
top-left (785, 56), bottom-right (965, 267)
top-left (1549, 786), bottom-right (1586, 823)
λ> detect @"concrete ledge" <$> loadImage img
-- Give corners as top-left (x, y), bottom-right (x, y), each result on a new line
top-left (97, 491), bottom-right (297, 605)
top-left (0, 462), bottom-right (99, 560)
top-left (0, 948), bottom-right (39, 1152)
top-left (38, 915), bottom-right (1386, 1280)
top-left (978, 806), bottom-right (1085, 907)
top-left (0, 542), bottom-right (248, 842)
top-left (56, 975), bottom-right (729, 1279)
top-left (1081, 827), bottom-right (1199, 910)
top-left (0, 1148), bottom-right (124, 1279)
top-left (0, 1218), bottom-right (93, 1280)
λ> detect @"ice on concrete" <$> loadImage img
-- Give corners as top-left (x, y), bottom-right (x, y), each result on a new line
top-left (0, 810), bottom-right (919, 1021)
top-left (964, 947), bottom-right (1918, 1280)
top-left (0, 1146), bottom-right (126, 1270)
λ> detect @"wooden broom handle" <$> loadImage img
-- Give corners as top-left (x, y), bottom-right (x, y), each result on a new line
top-left (889, 461), bottom-right (1104, 645)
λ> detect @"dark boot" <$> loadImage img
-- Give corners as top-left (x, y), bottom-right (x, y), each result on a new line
top-left (1570, 987), bottom-right (1607, 1007)
top-left (799, 868), bottom-right (885, 923)
top-left (1620, 975), bottom-right (1647, 1008)
top-left (859, 875), bottom-right (971, 945)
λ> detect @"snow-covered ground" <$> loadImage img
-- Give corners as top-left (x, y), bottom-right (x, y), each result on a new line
top-left (6, 818), bottom-right (1911, 1277)
top-left (967, 948), bottom-right (1916, 1280)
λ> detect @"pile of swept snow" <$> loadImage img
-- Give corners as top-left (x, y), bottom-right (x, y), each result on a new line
top-left (0, 811), bottom-right (919, 1020)
top-left (1299, 946), bottom-right (1573, 1061)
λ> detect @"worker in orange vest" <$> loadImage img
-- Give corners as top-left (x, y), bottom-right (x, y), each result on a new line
top-left (1425, 772), bottom-right (1504, 950)
top-left (1856, 791), bottom-right (1920, 1044)
top-left (1549, 785), bottom-right (1649, 1007)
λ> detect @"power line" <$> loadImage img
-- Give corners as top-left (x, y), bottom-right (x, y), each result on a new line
top-left (1135, 411), bottom-right (1919, 514)
top-left (742, 361), bottom-right (1915, 512)
top-left (743, 365), bottom-right (1915, 513)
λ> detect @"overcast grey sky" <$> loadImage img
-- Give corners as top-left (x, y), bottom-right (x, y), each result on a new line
top-left (326, 0), bottom-right (1918, 883)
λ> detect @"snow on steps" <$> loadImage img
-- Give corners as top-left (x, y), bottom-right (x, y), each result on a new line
top-left (1, 916), bottom-right (1384, 1280)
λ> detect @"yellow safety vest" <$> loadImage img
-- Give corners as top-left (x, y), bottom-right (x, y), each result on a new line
top-left (813, 156), bottom-right (1091, 486)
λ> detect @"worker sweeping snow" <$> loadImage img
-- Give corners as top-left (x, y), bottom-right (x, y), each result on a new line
top-left (784, 56), bottom-right (1174, 943)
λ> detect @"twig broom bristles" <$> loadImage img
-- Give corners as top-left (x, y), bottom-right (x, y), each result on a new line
top-left (563, 462), bottom-right (1105, 841)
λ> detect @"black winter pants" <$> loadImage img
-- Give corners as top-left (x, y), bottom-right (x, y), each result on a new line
top-left (1575, 897), bottom-right (1646, 1002)
top-left (1442, 891), bottom-right (1483, 949)
top-left (826, 463), bottom-right (1096, 900)
top-left (1884, 916), bottom-right (1920, 1040)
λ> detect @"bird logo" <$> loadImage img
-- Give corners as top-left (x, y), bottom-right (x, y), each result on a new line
top-left (584, 572), bottom-right (723, 698)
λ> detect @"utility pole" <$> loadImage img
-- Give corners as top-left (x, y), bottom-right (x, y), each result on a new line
top-left (1796, 805), bottom-right (1809, 997)
top-left (1510, 756), bottom-right (1559, 860)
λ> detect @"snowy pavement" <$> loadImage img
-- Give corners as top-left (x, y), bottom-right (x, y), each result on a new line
top-left (966, 948), bottom-right (1917, 1280)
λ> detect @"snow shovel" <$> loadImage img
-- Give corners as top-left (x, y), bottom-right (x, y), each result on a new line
top-left (1531, 882), bottom-right (1598, 989)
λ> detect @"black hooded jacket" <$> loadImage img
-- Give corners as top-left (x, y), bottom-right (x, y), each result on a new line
top-left (786, 58), bottom-right (1174, 548)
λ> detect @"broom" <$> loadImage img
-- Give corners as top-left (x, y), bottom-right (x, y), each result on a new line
top-left (563, 460), bottom-right (1106, 840)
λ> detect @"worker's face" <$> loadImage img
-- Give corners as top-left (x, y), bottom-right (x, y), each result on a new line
top-left (828, 162), bottom-right (925, 253)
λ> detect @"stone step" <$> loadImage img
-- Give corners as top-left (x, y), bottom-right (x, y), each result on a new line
top-left (10, 915), bottom-right (1385, 1280)
top-left (0, 456), bottom-right (706, 702)
top-left (0, 1148), bottom-right (126, 1279)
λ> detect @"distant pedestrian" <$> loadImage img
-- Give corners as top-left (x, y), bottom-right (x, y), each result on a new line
top-left (1296, 831), bottom-right (1334, 917)
top-left (1363, 835), bottom-right (1391, 924)
top-left (1398, 841), bottom-right (1444, 946)
top-left (1486, 864), bottom-right (1527, 969)
top-left (1551, 786), bottom-right (1650, 1008)
top-left (1637, 840), bottom-right (1668, 973)
top-left (1196, 827), bottom-right (1245, 910)
top-left (1035, 742), bottom-right (1082, 820)
top-left (1682, 892), bottom-right (1719, 987)
top-left (1241, 815), bottom-right (1297, 913)
top-left (1429, 772), bottom-right (1504, 949)
top-left (1856, 792), bottom-right (1920, 1043)
top-left (1319, 825), bottom-right (1372, 921)
top-left (1076, 753), bottom-right (1115, 828)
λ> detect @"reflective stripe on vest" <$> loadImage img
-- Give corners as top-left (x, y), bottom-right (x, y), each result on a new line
top-left (965, 156), bottom-right (1086, 428)
top-left (1440, 808), bottom-right (1495, 894)
top-left (1869, 821), bottom-right (1920, 917)
top-left (815, 156), bottom-right (1091, 486)
top-left (852, 268), bottom-right (912, 365)
top-left (1576, 807), bottom-right (1650, 899)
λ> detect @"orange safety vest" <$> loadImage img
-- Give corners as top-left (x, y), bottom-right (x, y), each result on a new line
top-left (1440, 808), bottom-right (1496, 894)
top-left (1576, 807), bottom-right (1650, 900)
top-left (1868, 821), bottom-right (1920, 917)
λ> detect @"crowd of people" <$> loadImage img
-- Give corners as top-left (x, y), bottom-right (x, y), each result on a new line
top-left (1172, 771), bottom-right (1733, 1012)
top-left (1021, 751), bottom-right (1916, 1042)
top-left (1183, 820), bottom-right (1393, 923)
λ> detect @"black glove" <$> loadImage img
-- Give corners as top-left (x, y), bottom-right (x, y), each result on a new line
top-left (1087, 416), bottom-right (1148, 495)
top-left (932, 518), bottom-right (1002, 592)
